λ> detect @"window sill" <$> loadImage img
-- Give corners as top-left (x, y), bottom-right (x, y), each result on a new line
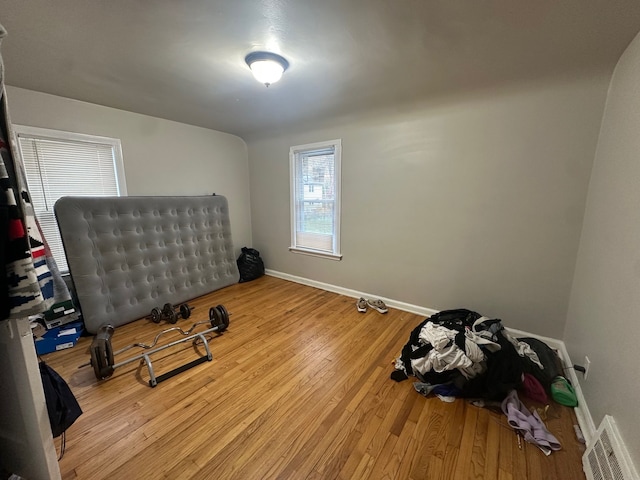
top-left (289, 247), bottom-right (342, 261)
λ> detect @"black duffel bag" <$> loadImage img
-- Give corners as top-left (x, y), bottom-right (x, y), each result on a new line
top-left (237, 247), bottom-right (265, 283)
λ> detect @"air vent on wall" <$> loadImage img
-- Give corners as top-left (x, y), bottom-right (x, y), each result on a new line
top-left (583, 415), bottom-right (639, 480)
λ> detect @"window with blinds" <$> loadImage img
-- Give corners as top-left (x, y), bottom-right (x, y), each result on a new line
top-left (289, 139), bottom-right (342, 260)
top-left (14, 125), bottom-right (127, 272)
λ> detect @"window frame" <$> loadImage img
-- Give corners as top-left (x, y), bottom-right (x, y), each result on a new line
top-left (289, 138), bottom-right (342, 260)
top-left (13, 125), bottom-right (127, 272)
top-left (13, 125), bottom-right (127, 195)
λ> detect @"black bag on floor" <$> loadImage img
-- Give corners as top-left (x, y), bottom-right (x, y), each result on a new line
top-left (39, 360), bottom-right (82, 438)
top-left (237, 247), bottom-right (265, 283)
top-left (517, 337), bottom-right (563, 388)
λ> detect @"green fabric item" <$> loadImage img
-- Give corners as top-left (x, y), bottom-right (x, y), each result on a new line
top-left (551, 376), bottom-right (578, 407)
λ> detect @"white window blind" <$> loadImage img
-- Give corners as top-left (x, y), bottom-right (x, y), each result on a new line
top-left (14, 126), bottom-right (126, 272)
top-left (290, 139), bottom-right (342, 260)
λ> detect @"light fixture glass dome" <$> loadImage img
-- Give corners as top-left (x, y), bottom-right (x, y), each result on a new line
top-left (245, 51), bottom-right (289, 87)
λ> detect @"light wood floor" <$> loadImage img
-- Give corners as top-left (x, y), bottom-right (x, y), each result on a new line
top-left (43, 275), bottom-right (587, 479)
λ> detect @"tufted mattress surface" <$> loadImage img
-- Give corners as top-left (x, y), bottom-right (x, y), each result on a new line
top-left (54, 195), bottom-right (239, 334)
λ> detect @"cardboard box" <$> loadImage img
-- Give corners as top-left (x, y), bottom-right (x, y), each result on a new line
top-left (35, 322), bottom-right (83, 355)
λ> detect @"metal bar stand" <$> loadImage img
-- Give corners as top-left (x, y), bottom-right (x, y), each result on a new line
top-left (112, 328), bottom-right (217, 387)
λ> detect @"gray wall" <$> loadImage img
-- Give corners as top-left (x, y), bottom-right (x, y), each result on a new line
top-left (565, 30), bottom-right (640, 466)
top-left (247, 77), bottom-right (609, 338)
top-left (5, 86), bottom-right (251, 254)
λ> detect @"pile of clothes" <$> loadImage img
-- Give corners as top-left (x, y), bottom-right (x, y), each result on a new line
top-left (391, 308), bottom-right (576, 455)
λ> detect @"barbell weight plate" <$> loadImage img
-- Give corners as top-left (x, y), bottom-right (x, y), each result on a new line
top-left (90, 340), bottom-right (115, 380)
top-left (162, 303), bottom-right (174, 316)
top-left (213, 305), bottom-right (228, 332)
top-left (209, 305), bottom-right (222, 329)
top-left (167, 309), bottom-right (178, 324)
top-left (90, 344), bottom-right (102, 380)
top-left (102, 339), bottom-right (115, 378)
top-left (150, 307), bottom-right (162, 323)
top-left (180, 304), bottom-right (191, 319)
top-left (216, 304), bottom-right (230, 330)
top-left (89, 324), bottom-right (116, 380)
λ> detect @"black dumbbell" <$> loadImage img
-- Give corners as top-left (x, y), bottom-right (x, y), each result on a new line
top-left (149, 303), bottom-right (194, 324)
top-left (179, 304), bottom-right (193, 320)
top-left (161, 303), bottom-right (178, 324)
top-left (150, 307), bottom-right (163, 323)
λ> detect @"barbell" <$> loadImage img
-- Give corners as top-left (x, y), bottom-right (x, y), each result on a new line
top-left (86, 304), bottom-right (230, 386)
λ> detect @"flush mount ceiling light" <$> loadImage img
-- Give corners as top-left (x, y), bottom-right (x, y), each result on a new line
top-left (245, 51), bottom-right (289, 87)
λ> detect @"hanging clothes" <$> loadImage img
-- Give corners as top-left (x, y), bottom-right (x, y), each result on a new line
top-left (1, 23), bottom-right (71, 320)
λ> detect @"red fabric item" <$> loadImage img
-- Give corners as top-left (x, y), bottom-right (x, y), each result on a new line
top-left (8, 218), bottom-right (26, 240)
top-left (521, 373), bottom-right (548, 404)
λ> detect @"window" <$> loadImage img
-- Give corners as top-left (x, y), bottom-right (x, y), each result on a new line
top-left (14, 125), bottom-right (127, 272)
top-left (289, 139), bottom-right (342, 260)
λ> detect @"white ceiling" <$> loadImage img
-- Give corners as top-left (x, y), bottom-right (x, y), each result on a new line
top-left (1, 0), bottom-right (640, 138)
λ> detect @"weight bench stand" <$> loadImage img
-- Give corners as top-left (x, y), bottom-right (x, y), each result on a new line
top-left (115, 329), bottom-right (215, 387)
top-left (140, 330), bottom-right (214, 387)
top-left (85, 305), bottom-right (230, 386)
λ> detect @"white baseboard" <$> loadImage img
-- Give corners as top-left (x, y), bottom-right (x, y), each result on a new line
top-left (265, 268), bottom-right (596, 443)
top-left (506, 327), bottom-right (596, 444)
top-left (265, 269), bottom-right (439, 318)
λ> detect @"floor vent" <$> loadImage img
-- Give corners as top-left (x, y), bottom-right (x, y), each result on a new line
top-left (583, 415), bottom-right (639, 480)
